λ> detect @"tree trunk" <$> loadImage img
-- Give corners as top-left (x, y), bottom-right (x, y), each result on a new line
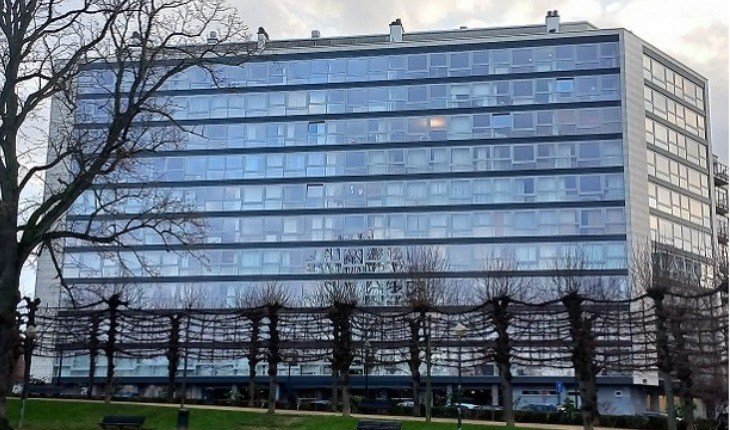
top-left (0, 316), bottom-right (18, 426)
top-left (493, 298), bottom-right (514, 427)
top-left (330, 368), bottom-right (339, 412)
top-left (341, 372), bottom-right (351, 417)
top-left (87, 347), bottom-right (97, 399)
top-left (248, 316), bottom-right (261, 408)
top-left (681, 392), bottom-right (695, 430)
top-left (104, 352), bottom-right (114, 403)
top-left (651, 291), bottom-right (677, 430)
top-left (166, 316), bottom-right (180, 403)
top-left (248, 376), bottom-right (257, 408)
top-left (0, 249), bottom-right (21, 423)
top-left (425, 316), bottom-right (433, 422)
top-left (498, 362), bottom-right (515, 426)
top-left (104, 296), bottom-right (120, 404)
top-left (407, 317), bottom-right (421, 417)
top-left (267, 374), bottom-right (277, 414)
top-left (266, 307), bottom-right (281, 414)
top-left (562, 293), bottom-right (600, 430)
top-left (411, 377), bottom-right (420, 417)
top-left (577, 375), bottom-right (599, 430)
top-left (672, 318), bottom-right (695, 430)
top-left (660, 369), bottom-right (678, 430)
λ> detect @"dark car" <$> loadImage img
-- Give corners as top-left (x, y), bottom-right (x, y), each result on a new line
top-left (523, 403), bottom-right (559, 412)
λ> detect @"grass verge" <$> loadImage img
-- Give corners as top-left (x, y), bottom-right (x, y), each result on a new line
top-left (4, 398), bottom-right (534, 430)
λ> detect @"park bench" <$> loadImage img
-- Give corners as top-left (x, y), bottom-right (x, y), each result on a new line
top-left (98, 415), bottom-right (146, 430)
top-left (356, 420), bottom-right (402, 430)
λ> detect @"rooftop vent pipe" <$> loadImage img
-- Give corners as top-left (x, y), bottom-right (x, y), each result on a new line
top-left (257, 27), bottom-right (269, 49)
top-left (389, 18), bottom-right (404, 42)
top-left (546, 10), bottom-right (560, 33)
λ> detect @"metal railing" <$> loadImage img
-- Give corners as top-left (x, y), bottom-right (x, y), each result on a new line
top-left (714, 158), bottom-right (728, 185)
top-left (717, 188), bottom-right (729, 213)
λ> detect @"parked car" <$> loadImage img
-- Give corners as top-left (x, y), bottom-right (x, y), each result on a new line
top-left (450, 398), bottom-right (484, 410)
top-left (480, 405), bottom-right (504, 411)
top-left (523, 403), bottom-right (559, 412)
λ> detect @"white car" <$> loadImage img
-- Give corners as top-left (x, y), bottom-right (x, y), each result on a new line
top-left (452, 402), bottom-right (483, 410)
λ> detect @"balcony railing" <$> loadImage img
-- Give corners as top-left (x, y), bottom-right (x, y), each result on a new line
top-left (719, 219), bottom-right (729, 244)
top-left (718, 246), bottom-right (729, 277)
top-left (717, 188), bottom-right (729, 215)
top-left (714, 157), bottom-right (728, 186)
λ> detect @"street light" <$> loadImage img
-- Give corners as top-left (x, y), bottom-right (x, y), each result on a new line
top-left (288, 351), bottom-right (298, 407)
top-left (453, 322), bottom-right (468, 430)
top-left (19, 324), bottom-right (37, 429)
top-left (363, 341), bottom-right (372, 399)
top-left (19, 296), bottom-right (40, 430)
top-left (177, 308), bottom-right (191, 430)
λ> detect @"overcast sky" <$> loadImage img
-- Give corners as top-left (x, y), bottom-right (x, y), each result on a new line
top-left (19, 0), bottom-right (729, 296)
top-left (234, 0), bottom-right (729, 162)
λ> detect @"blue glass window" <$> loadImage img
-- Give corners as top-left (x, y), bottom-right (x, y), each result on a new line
top-left (407, 54), bottom-right (428, 71)
top-left (431, 53), bottom-right (447, 66)
top-left (556, 78), bottom-right (574, 92)
top-left (450, 52), bottom-right (470, 68)
top-left (580, 175), bottom-right (601, 193)
top-left (493, 114), bottom-right (511, 128)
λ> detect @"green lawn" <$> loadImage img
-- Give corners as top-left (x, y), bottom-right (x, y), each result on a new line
top-left (4, 398), bottom-right (527, 430)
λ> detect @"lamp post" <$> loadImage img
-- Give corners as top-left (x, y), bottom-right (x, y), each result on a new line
top-left (363, 341), bottom-right (371, 399)
top-left (288, 351), bottom-right (298, 407)
top-left (453, 322), bottom-right (468, 430)
top-left (19, 296), bottom-right (40, 430)
top-left (425, 315), bottom-right (433, 422)
top-left (177, 307), bottom-right (191, 430)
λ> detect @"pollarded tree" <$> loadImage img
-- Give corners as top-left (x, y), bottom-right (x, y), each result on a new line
top-left (0, 0), bottom-right (252, 421)
top-left (475, 254), bottom-right (527, 427)
top-left (551, 249), bottom-right (614, 430)
top-left (233, 287), bottom-right (265, 408)
top-left (631, 242), bottom-right (691, 430)
top-left (311, 280), bottom-right (358, 416)
top-left (402, 246), bottom-right (449, 418)
top-left (261, 282), bottom-right (291, 414)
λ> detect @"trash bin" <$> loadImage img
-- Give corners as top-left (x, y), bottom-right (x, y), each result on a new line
top-left (176, 408), bottom-right (189, 430)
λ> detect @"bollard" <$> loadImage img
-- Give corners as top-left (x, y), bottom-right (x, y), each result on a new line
top-left (176, 408), bottom-right (189, 430)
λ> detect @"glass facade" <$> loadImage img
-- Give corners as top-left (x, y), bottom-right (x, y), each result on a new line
top-left (643, 52), bottom-right (714, 281)
top-left (65, 38), bottom-right (628, 307)
top-left (78, 42), bottom-right (621, 93)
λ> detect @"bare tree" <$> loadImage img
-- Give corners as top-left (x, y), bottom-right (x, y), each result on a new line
top-left (632, 242), bottom-right (687, 430)
top-left (98, 294), bottom-right (124, 403)
top-left (261, 282), bottom-right (290, 414)
top-left (402, 246), bottom-right (449, 418)
top-left (0, 0), bottom-right (252, 418)
top-left (311, 281), bottom-right (358, 416)
top-left (475, 254), bottom-right (527, 427)
top-left (551, 249), bottom-right (608, 430)
top-left (164, 312), bottom-right (181, 403)
top-left (86, 311), bottom-right (101, 399)
top-left (71, 283), bottom-right (139, 402)
top-left (232, 287), bottom-right (265, 408)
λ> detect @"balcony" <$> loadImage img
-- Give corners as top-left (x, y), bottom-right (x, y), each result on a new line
top-left (719, 219), bottom-right (729, 245)
top-left (714, 157), bottom-right (728, 187)
top-left (718, 245), bottom-right (728, 277)
top-left (717, 188), bottom-right (729, 215)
